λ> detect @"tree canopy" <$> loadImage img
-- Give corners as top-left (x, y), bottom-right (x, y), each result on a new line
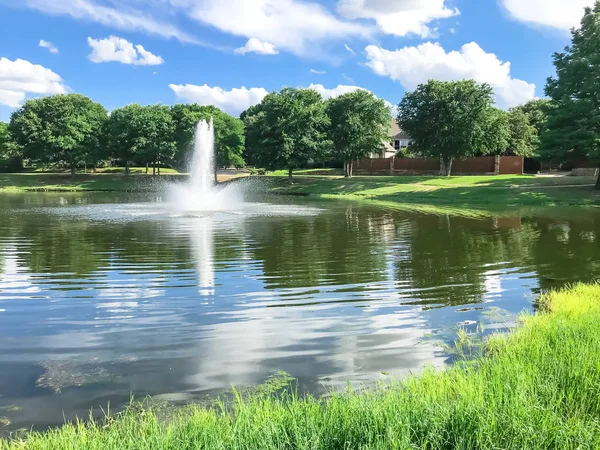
top-left (104, 104), bottom-right (175, 174)
top-left (397, 80), bottom-right (495, 175)
top-left (482, 107), bottom-right (510, 156)
top-left (506, 108), bottom-right (538, 157)
top-left (9, 94), bottom-right (107, 176)
top-left (326, 90), bottom-right (391, 177)
top-left (0, 122), bottom-right (22, 172)
top-left (542, 2), bottom-right (600, 187)
top-left (242, 88), bottom-right (330, 182)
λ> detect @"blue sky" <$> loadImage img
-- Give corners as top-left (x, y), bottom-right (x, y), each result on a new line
top-left (0, 0), bottom-right (594, 121)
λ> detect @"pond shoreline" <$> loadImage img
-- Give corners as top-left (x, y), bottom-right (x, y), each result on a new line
top-left (2, 173), bottom-right (599, 207)
top-left (2, 284), bottom-right (600, 449)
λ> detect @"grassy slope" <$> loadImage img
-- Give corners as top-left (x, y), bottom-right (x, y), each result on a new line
top-left (3, 284), bottom-right (600, 449)
top-left (269, 174), bottom-right (600, 207)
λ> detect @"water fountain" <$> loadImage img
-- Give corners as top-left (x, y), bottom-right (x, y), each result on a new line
top-left (168, 119), bottom-right (243, 213)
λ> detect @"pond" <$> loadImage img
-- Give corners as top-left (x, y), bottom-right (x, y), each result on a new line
top-left (0, 192), bottom-right (599, 431)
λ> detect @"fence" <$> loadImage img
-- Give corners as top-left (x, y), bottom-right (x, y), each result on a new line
top-left (354, 156), bottom-right (523, 175)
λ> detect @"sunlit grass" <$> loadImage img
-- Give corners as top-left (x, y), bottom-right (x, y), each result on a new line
top-left (3, 284), bottom-right (600, 449)
top-left (269, 175), bottom-right (600, 207)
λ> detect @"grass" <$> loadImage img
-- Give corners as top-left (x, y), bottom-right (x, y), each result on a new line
top-left (2, 283), bottom-right (600, 449)
top-left (24, 167), bottom-right (180, 175)
top-left (0, 173), bottom-right (185, 192)
top-left (269, 174), bottom-right (600, 207)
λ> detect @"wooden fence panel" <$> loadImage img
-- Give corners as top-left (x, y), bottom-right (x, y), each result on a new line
top-left (394, 158), bottom-right (440, 171)
top-left (453, 156), bottom-right (495, 174)
top-left (499, 156), bottom-right (524, 175)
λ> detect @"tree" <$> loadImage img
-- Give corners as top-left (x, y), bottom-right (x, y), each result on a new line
top-left (542, 2), bottom-right (600, 188)
top-left (104, 104), bottom-right (175, 174)
top-left (515, 99), bottom-right (550, 137)
top-left (397, 80), bottom-right (495, 176)
top-left (171, 104), bottom-right (245, 181)
top-left (506, 108), bottom-right (538, 156)
top-left (9, 94), bottom-right (107, 176)
top-left (242, 88), bottom-right (330, 183)
top-left (0, 122), bottom-right (22, 172)
top-left (482, 107), bottom-right (510, 156)
top-left (326, 90), bottom-right (391, 177)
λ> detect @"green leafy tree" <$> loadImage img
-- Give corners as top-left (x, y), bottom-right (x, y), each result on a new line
top-left (326, 90), bottom-right (391, 177)
top-left (515, 99), bottom-right (550, 136)
top-left (542, 2), bottom-right (600, 187)
top-left (171, 104), bottom-right (245, 181)
top-left (9, 94), bottom-right (107, 176)
top-left (242, 88), bottom-right (330, 183)
top-left (397, 80), bottom-right (495, 175)
top-left (0, 122), bottom-right (22, 172)
top-left (104, 104), bottom-right (175, 174)
top-left (506, 108), bottom-right (538, 156)
top-left (482, 107), bottom-right (510, 156)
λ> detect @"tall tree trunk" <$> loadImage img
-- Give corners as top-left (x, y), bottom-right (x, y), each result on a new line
top-left (349, 161), bottom-right (353, 178)
top-left (70, 159), bottom-right (76, 178)
top-left (146, 163), bottom-right (149, 174)
top-left (596, 169), bottom-right (600, 190)
top-left (153, 161), bottom-right (156, 176)
top-left (125, 161), bottom-right (130, 176)
top-left (344, 159), bottom-right (349, 178)
top-left (157, 154), bottom-right (161, 175)
top-left (442, 156), bottom-right (453, 176)
top-left (288, 167), bottom-right (293, 184)
top-left (214, 166), bottom-right (218, 184)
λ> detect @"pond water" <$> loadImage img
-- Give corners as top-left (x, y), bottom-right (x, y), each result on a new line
top-left (0, 192), bottom-right (599, 431)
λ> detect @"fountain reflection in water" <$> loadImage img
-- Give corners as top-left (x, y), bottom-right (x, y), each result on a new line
top-left (168, 119), bottom-right (243, 212)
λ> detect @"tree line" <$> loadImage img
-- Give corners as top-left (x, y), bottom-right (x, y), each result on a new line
top-left (0, 97), bottom-right (245, 177)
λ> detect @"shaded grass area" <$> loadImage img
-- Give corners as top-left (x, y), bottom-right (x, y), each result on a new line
top-left (269, 174), bottom-right (600, 207)
top-left (23, 167), bottom-right (180, 175)
top-left (3, 284), bottom-right (600, 449)
top-left (0, 173), bottom-right (186, 192)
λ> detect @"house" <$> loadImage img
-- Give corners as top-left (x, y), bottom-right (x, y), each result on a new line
top-left (391, 120), bottom-right (410, 151)
top-left (368, 120), bottom-right (411, 158)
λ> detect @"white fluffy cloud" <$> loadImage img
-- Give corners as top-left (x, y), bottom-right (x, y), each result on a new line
top-left (169, 84), bottom-right (269, 116)
top-left (365, 42), bottom-right (536, 109)
top-left (39, 39), bottom-right (59, 54)
top-left (234, 38), bottom-right (278, 55)
top-left (23, 0), bottom-right (199, 44)
top-left (309, 83), bottom-right (365, 99)
top-left (500, 0), bottom-right (593, 30)
top-left (310, 69), bottom-right (327, 74)
top-left (0, 57), bottom-right (67, 107)
top-left (344, 44), bottom-right (356, 56)
top-left (337, 0), bottom-right (459, 37)
top-left (183, 0), bottom-right (370, 56)
top-left (87, 36), bottom-right (164, 66)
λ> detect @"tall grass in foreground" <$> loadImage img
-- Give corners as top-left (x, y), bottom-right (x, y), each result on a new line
top-left (3, 284), bottom-right (600, 450)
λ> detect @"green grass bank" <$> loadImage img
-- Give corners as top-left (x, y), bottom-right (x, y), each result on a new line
top-left (3, 284), bottom-right (600, 449)
top-left (269, 174), bottom-right (600, 207)
top-left (2, 172), bottom-right (599, 208)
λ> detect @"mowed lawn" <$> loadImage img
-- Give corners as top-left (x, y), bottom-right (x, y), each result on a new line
top-left (268, 174), bottom-right (600, 207)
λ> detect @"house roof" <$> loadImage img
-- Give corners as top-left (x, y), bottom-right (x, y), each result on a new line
top-left (391, 120), bottom-right (410, 140)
